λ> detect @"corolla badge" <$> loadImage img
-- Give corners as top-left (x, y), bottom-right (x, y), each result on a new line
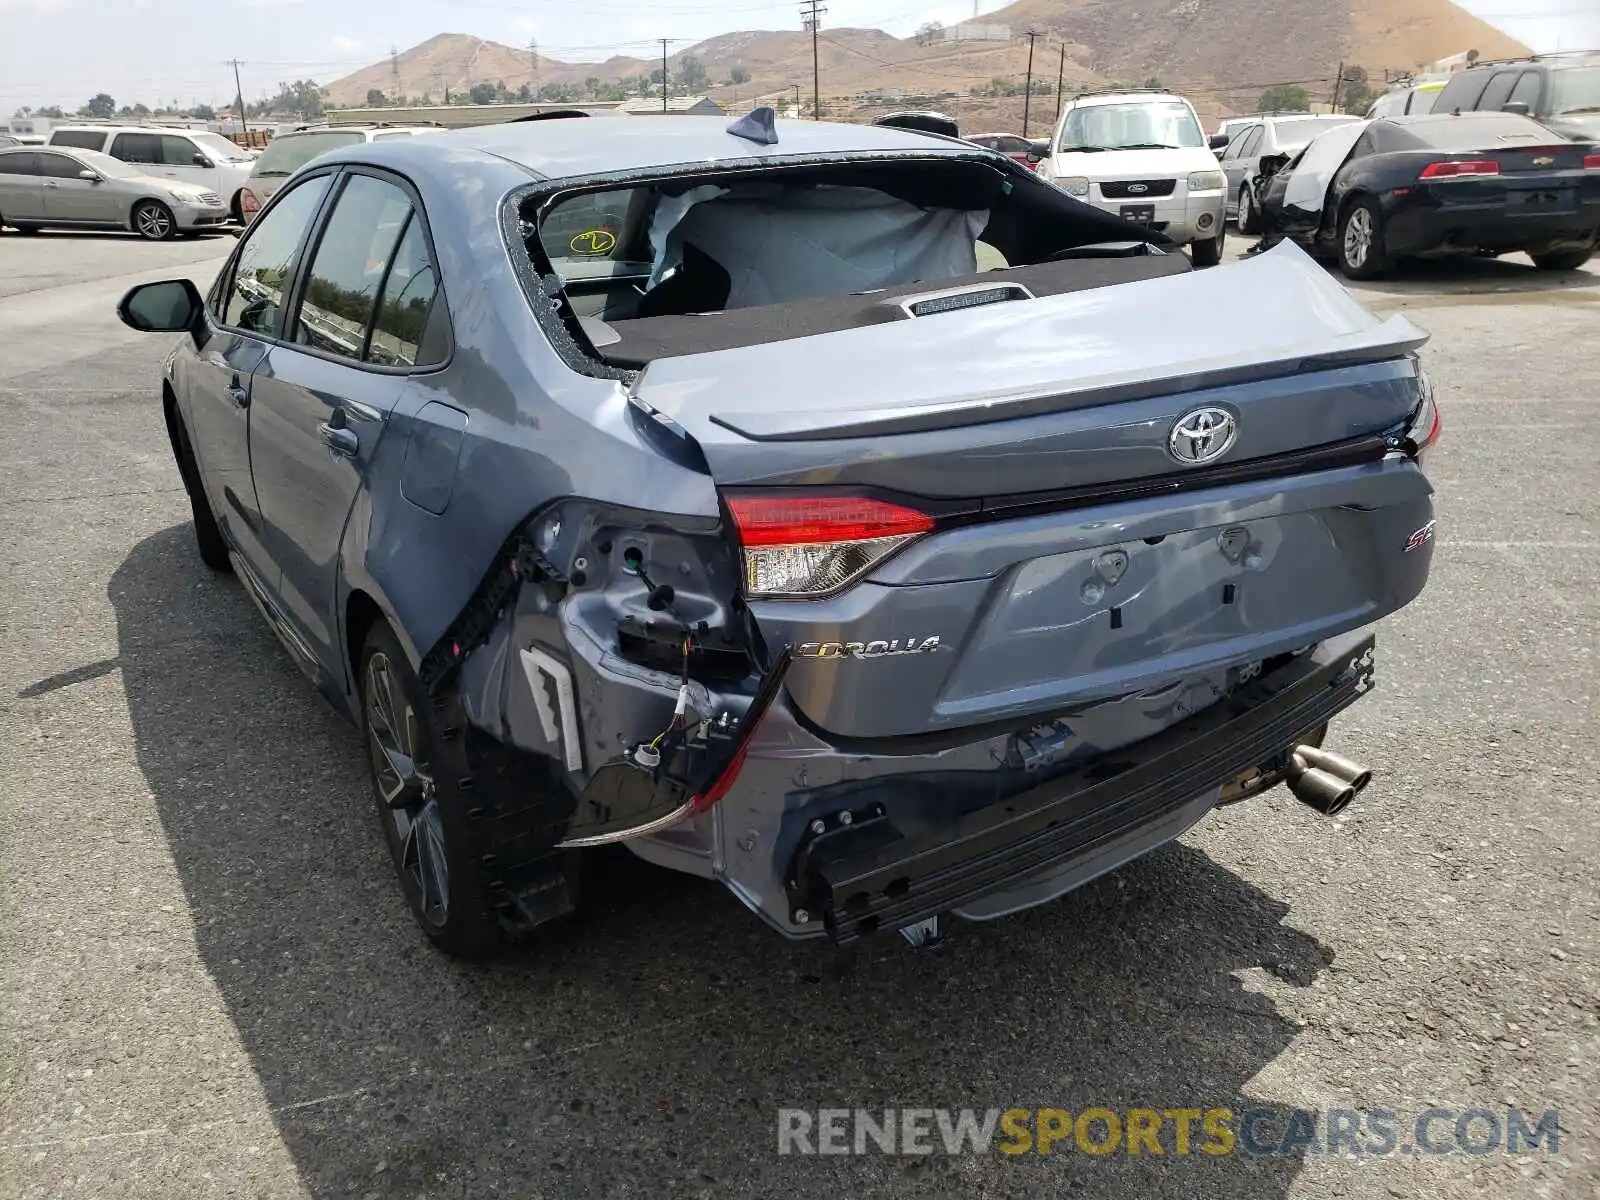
top-left (1168, 406), bottom-right (1239, 465)
top-left (794, 637), bottom-right (942, 660)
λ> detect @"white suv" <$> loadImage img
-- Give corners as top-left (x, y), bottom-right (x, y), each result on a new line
top-left (239, 124), bottom-right (442, 222)
top-left (45, 125), bottom-right (256, 222)
top-left (1039, 91), bottom-right (1230, 266)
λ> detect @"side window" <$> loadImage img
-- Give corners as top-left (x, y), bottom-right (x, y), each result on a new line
top-left (291, 173), bottom-right (416, 360)
top-left (50, 131), bottom-right (107, 151)
top-left (110, 132), bottom-right (161, 165)
top-left (1478, 71), bottom-right (1520, 112)
top-left (0, 152), bottom-right (39, 175)
top-left (368, 215), bottom-right (446, 367)
top-left (1240, 126), bottom-right (1265, 157)
top-left (539, 188), bottom-right (641, 269)
top-left (37, 153), bottom-right (87, 179)
top-left (161, 135), bottom-right (201, 166)
top-left (1509, 71), bottom-right (1543, 110)
top-left (222, 174), bottom-right (332, 336)
top-left (1437, 71), bottom-right (1491, 112)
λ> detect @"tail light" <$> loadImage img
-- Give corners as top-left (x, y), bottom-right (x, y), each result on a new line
top-left (1406, 374), bottom-right (1442, 459)
top-left (726, 494), bottom-right (934, 599)
top-left (1418, 160), bottom-right (1499, 180)
top-left (1585, 154), bottom-right (1600, 171)
top-left (239, 188), bottom-right (261, 217)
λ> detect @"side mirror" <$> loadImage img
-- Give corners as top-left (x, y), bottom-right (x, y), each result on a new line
top-left (78, 169), bottom-right (101, 182)
top-left (1026, 138), bottom-right (1051, 163)
top-left (1501, 101), bottom-right (1530, 116)
top-left (1208, 133), bottom-right (1231, 151)
top-left (117, 278), bottom-right (204, 335)
top-left (193, 154), bottom-right (214, 168)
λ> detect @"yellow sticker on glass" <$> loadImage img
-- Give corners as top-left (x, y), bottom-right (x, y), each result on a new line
top-left (569, 229), bottom-right (617, 256)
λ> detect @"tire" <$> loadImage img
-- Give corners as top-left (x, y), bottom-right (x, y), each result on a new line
top-left (1338, 196), bottom-right (1390, 280)
top-left (1238, 184), bottom-right (1260, 235)
top-left (228, 191), bottom-right (243, 225)
top-left (132, 199), bottom-right (176, 241)
top-left (1190, 225), bottom-right (1225, 268)
top-left (1529, 245), bottom-right (1594, 272)
top-left (167, 406), bottom-right (233, 573)
top-left (360, 621), bottom-right (578, 959)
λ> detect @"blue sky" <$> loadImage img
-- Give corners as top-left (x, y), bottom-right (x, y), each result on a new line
top-left (2, 0), bottom-right (1595, 116)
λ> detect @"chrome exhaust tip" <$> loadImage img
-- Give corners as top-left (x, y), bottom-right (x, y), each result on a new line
top-left (1285, 752), bottom-right (1357, 817)
top-left (1292, 744), bottom-right (1373, 793)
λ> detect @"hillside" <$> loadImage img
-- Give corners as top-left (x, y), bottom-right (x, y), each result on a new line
top-left (321, 0), bottom-right (1530, 129)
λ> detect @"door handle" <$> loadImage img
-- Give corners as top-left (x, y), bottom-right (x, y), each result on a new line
top-left (225, 374), bottom-right (249, 410)
top-left (43, 180), bottom-right (58, 189)
top-left (318, 422), bottom-right (359, 458)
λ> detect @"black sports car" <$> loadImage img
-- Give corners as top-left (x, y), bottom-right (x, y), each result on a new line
top-left (1256, 111), bottom-right (1599, 277)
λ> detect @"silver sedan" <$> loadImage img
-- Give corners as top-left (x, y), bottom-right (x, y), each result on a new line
top-left (0, 145), bottom-right (231, 239)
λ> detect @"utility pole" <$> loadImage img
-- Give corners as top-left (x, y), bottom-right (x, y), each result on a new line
top-left (660, 38), bottom-right (670, 112)
top-left (228, 58), bottom-right (249, 135)
top-left (1054, 43), bottom-right (1066, 124)
top-left (1330, 60), bottom-right (1345, 111)
top-left (528, 38), bottom-right (540, 102)
top-left (1021, 29), bottom-right (1039, 136)
top-left (789, 83), bottom-right (801, 116)
top-left (800, 0), bottom-right (826, 119)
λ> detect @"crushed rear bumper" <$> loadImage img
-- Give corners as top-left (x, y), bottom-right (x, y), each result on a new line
top-left (784, 630), bottom-right (1376, 945)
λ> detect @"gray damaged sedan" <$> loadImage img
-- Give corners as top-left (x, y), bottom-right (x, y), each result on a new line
top-left (116, 111), bottom-right (1440, 957)
top-left (0, 146), bottom-right (230, 239)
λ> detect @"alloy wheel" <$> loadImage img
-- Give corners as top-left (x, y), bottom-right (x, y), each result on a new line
top-left (1343, 207), bottom-right (1373, 269)
top-left (365, 651), bottom-right (449, 927)
top-left (135, 203), bottom-right (172, 240)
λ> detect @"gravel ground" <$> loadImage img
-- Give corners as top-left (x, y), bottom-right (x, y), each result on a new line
top-left (0, 228), bottom-right (1595, 1200)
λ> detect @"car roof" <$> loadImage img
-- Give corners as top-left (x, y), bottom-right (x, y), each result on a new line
top-left (1072, 92), bottom-right (1188, 107)
top-left (50, 124), bottom-right (198, 134)
top-left (342, 115), bottom-right (981, 181)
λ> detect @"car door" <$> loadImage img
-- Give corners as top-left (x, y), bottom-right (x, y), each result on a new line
top-left (0, 151), bottom-right (44, 221)
top-left (187, 172), bottom-right (336, 585)
top-left (37, 150), bottom-right (115, 223)
top-left (247, 168), bottom-right (449, 674)
top-left (159, 133), bottom-right (214, 192)
top-left (1222, 124), bottom-right (1259, 207)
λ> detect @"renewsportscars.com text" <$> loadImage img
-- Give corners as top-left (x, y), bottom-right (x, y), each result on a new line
top-left (776, 1106), bottom-right (1562, 1158)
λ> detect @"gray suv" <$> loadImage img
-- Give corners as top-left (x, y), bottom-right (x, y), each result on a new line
top-left (1432, 51), bottom-right (1600, 142)
top-left (113, 114), bottom-right (1439, 957)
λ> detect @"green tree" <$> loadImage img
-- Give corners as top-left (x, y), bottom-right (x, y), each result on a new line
top-left (729, 66), bottom-right (750, 86)
top-left (677, 55), bottom-right (708, 93)
top-left (468, 82), bottom-right (497, 105)
top-left (191, 103), bottom-right (215, 119)
top-left (585, 75), bottom-right (601, 98)
top-left (81, 92), bottom-right (116, 119)
top-left (1256, 84), bottom-right (1310, 113)
top-left (366, 88), bottom-right (389, 107)
top-left (1337, 66), bottom-right (1377, 114)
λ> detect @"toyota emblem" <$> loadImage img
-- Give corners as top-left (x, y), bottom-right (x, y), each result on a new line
top-left (1168, 407), bottom-right (1238, 464)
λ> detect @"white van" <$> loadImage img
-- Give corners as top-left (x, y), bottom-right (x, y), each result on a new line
top-left (1039, 91), bottom-right (1231, 267)
top-left (44, 125), bottom-right (256, 221)
top-left (1365, 81), bottom-right (1446, 119)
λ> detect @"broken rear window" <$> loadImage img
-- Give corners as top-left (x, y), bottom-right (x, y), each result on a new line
top-left (514, 157), bottom-right (1190, 372)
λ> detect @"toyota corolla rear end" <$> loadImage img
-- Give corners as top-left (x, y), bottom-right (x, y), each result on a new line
top-left (441, 233), bottom-right (1442, 945)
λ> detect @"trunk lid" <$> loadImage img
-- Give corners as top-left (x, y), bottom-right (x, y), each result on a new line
top-left (628, 242), bottom-right (1437, 739)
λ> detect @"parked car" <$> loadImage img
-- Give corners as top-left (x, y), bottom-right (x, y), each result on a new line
top-left (44, 125), bottom-right (256, 222)
top-left (1431, 50), bottom-right (1600, 142)
top-left (238, 124), bottom-right (443, 222)
top-left (967, 131), bottom-right (1042, 169)
top-left (1219, 113), bottom-right (1365, 232)
top-left (1214, 116), bottom-right (1259, 144)
top-left (114, 113), bottom-right (1438, 958)
top-left (1366, 80), bottom-right (1447, 119)
top-left (1258, 111), bottom-right (1599, 277)
top-left (0, 145), bottom-right (229, 238)
top-left (1038, 90), bottom-right (1231, 266)
top-left (0, 134), bottom-right (21, 149)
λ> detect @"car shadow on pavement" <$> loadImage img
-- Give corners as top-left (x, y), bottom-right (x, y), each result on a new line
top-left (109, 524), bottom-right (1336, 1200)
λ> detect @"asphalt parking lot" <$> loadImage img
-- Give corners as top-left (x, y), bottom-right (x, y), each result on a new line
top-left (1, 226), bottom-right (1596, 1200)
